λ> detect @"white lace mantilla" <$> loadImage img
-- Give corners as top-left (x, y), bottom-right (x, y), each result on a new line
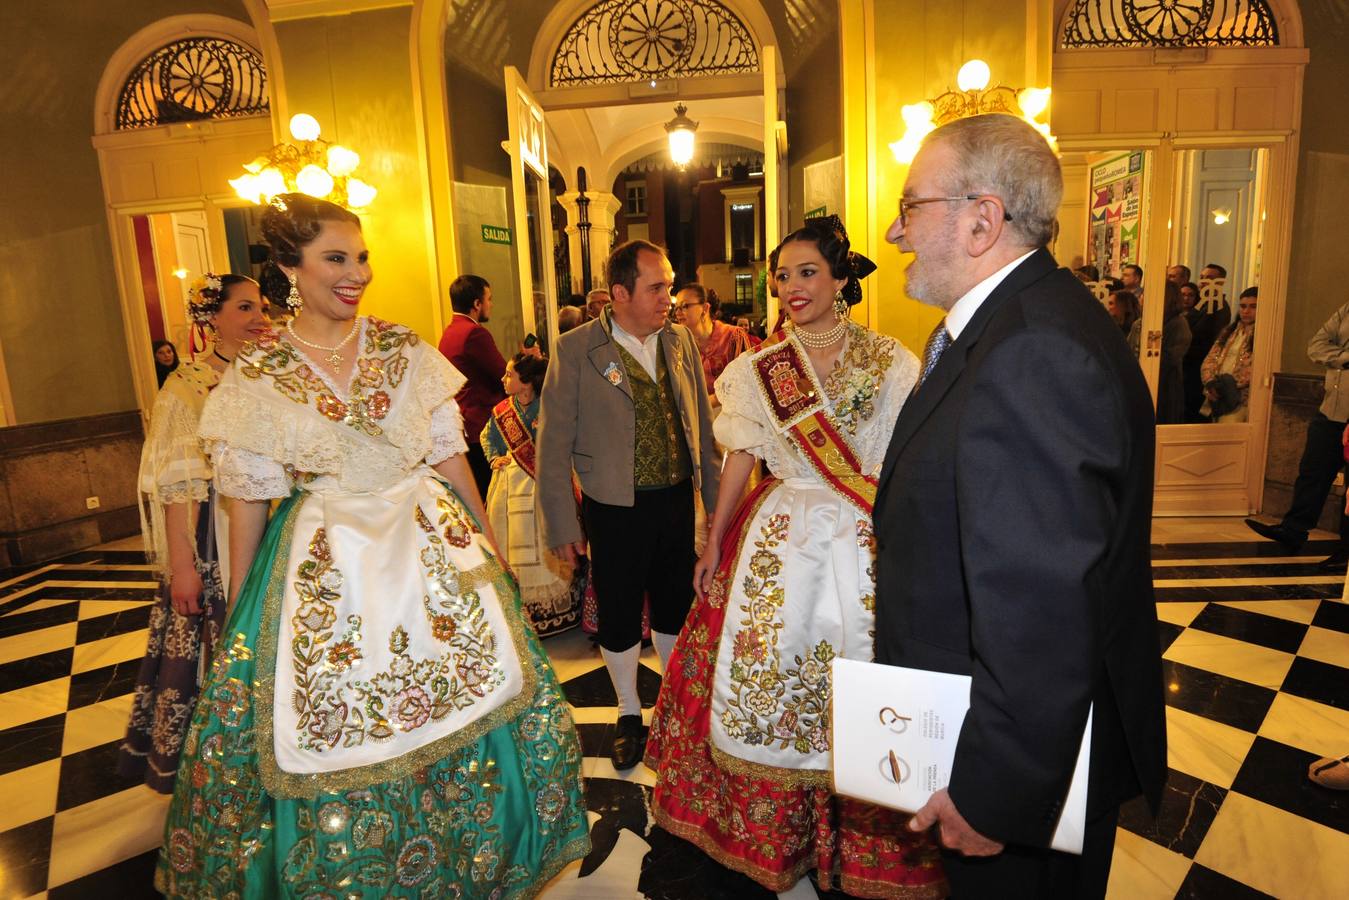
top-left (199, 318), bottom-right (469, 499)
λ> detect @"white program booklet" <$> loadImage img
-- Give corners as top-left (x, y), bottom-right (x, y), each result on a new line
top-left (830, 657), bottom-right (1092, 855)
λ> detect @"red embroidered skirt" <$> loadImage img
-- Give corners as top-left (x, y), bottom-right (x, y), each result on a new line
top-left (645, 479), bottom-right (947, 898)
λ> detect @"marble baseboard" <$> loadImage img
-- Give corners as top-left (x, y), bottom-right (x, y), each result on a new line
top-left (0, 505), bottom-right (141, 570)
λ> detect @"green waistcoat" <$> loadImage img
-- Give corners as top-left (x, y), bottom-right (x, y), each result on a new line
top-left (614, 341), bottom-right (693, 489)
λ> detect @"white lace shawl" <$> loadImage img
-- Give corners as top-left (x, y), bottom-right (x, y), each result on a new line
top-left (138, 362), bottom-right (218, 575)
top-left (199, 320), bottom-right (469, 501)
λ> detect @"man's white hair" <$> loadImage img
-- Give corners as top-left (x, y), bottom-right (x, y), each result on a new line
top-left (925, 114), bottom-right (1062, 248)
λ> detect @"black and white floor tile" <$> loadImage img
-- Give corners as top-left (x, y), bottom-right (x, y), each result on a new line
top-left (0, 520), bottom-right (1347, 899)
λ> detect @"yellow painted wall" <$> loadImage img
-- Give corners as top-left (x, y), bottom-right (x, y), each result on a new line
top-left (863, 0), bottom-right (1033, 355)
top-left (274, 6), bottom-right (439, 342)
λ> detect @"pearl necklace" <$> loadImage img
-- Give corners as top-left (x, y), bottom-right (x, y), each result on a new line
top-left (789, 316), bottom-right (848, 349)
top-left (287, 319), bottom-right (360, 369)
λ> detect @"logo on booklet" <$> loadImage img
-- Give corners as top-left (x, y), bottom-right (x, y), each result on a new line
top-left (882, 749), bottom-right (912, 785)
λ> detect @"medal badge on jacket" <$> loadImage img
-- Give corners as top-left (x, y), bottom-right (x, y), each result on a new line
top-left (603, 361), bottom-right (624, 386)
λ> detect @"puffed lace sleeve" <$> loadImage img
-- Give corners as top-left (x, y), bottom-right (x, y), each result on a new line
top-left (197, 366), bottom-right (294, 501)
top-left (138, 377), bottom-right (212, 505)
top-left (415, 345), bottom-right (469, 465)
top-left (712, 353), bottom-right (773, 458)
top-left (210, 445), bottom-right (293, 501)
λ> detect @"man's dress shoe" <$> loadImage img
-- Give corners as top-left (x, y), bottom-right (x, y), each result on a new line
top-left (611, 714), bottom-right (646, 770)
top-left (1244, 518), bottom-right (1306, 552)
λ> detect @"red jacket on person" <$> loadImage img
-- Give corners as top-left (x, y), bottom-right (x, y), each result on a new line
top-left (437, 313), bottom-right (506, 440)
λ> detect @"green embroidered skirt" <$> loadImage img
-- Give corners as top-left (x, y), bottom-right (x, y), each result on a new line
top-left (155, 490), bottom-right (590, 898)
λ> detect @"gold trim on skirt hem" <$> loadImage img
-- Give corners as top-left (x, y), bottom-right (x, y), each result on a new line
top-left (254, 492), bottom-right (540, 799)
top-left (652, 805), bottom-right (817, 893)
top-left (707, 741), bottom-right (833, 787)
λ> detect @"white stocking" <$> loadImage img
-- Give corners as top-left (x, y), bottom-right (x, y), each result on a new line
top-left (652, 630), bottom-right (679, 672)
top-left (600, 643), bottom-right (642, 717)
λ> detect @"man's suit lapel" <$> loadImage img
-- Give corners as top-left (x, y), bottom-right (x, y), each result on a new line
top-left (660, 326), bottom-right (696, 421)
top-left (586, 320), bottom-right (633, 402)
top-left (876, 249), bottom-right (1059, 497)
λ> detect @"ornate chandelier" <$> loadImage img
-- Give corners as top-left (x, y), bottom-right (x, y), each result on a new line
top-left (890, 60), bottom-right (1054, 164)
top-left (229, 114), bottom-right (377, 210)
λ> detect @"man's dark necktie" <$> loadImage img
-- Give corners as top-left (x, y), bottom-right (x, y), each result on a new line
top-left (918, 320), bottom-right (952, 388)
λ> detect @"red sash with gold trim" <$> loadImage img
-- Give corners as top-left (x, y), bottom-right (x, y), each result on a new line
top-left (492, 398), bottom-right (537, 480)
top-left (751, 331), bottom-right (876, 516)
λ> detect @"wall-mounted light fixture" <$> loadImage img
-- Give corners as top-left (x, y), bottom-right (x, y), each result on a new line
top-left (890, 60), bottom-right (1055, 164)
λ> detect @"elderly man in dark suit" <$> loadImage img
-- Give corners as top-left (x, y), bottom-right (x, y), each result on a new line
top-left (537, 240), bottom-right (720, 769)
top-left (873, 114), bottom-right (1166, 897)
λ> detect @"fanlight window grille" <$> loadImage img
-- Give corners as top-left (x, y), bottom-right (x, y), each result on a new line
top-left (551, 0), bottom-right (759, 87)
top-left (1061, 0), bottom-right (1279, 48)
top-left (116, 37), bottom-right (269, 130)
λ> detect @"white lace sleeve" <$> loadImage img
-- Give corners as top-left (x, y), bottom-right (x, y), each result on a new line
top-left (427, 399), bottom-right (468, 465)
top-left (395, 343), bottom-right (469, 466)
top-left (139, 383), bottom-right (211, 505)
top-left (711, 353), bottom-right (773, 457)
top-left (209, 444), bottom-right (293, 501)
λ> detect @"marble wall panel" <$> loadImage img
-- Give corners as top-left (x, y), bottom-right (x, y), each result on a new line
top-left (5, 449), bottom-right (90, 532)
top-left (82, 436), bottom-right (140, 510)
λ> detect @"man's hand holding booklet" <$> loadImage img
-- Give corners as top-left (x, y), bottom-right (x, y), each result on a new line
top-left (830, 657), bottom-right (1093, 855)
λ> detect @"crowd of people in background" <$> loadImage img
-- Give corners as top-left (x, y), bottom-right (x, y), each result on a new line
top-left (1078, 260), bottom-right (1256, 424)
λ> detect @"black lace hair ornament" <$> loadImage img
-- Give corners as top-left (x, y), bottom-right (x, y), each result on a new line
top-left (772, 213), bottom-right (877, 306)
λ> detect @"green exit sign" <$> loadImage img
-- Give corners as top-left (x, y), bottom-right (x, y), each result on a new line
top-left (481, 225), bottom-right (512, 245)
top-left (805, 206), bottom-right (827, 219)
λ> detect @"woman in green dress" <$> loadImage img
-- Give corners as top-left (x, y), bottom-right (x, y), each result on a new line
top-left (156, 194), bottom-right (589, 898)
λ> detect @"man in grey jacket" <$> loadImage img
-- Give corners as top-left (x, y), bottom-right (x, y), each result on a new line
top-left (536, 240), bottom-right (720, 769)
top-left (1246, 299), bottom-right (1349, 566)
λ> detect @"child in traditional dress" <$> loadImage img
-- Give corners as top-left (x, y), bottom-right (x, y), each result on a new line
top-left (482, 353), bottom-right (580, 635)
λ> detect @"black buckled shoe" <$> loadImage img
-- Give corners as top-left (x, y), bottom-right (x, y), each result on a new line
top-left (611, 714), bottom-right (646, 770)
top-left (1244, 518), bottom-right (1306, 552)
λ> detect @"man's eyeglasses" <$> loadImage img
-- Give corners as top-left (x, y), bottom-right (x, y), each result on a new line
top-left (897, 195), bottom-right (1013, 226)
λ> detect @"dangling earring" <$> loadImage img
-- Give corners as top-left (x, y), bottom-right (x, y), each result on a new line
top-left (287, 272), bottom-right (303, 311)
top-left (833, 290), bottom-right (848, 318)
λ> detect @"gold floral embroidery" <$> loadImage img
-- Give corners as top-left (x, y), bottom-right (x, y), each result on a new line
top-left (286, 520), bottom-right (509, 753)
top-left (823, 322), bottom-right (897, 435)
top-left (316, 393), bottom-right (348, 421)
top-left (718, 513), bottom-right (837, 756)
top-left (236, 319), bottom-right (415, 438)
top-left (857, 518), bottom-right (877, 613)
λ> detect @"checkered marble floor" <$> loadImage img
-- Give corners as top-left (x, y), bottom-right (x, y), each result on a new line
top-left (1, 521), bottom-right (1347, 899)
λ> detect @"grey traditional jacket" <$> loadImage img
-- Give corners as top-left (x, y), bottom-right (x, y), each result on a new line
top-left (1307, 300), bottom-right (1349, 421)
top-left (535, 313), bottom-right (721, 550)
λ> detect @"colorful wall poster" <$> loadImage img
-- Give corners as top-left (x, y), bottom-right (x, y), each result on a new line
top-left (1087, 151), bottom-right (1145, 280)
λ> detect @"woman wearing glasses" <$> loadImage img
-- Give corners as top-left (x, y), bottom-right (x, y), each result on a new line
top-left (673, 283), bottom-right (755, 408)
top-left (646, 216), bottom-right (944, 897)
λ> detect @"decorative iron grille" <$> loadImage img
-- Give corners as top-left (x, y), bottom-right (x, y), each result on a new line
top-left (116, 37), bottom-right (269, 130)
top-left (550, 0), bottom-right (759, 87)
top-left (1061, 0), bottom-right (1279, 48)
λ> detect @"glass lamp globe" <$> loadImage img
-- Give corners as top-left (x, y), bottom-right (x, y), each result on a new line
top-left (957, 60), bottom-right (991, 92)
top-left (289, 113), bottom-right (322, 142)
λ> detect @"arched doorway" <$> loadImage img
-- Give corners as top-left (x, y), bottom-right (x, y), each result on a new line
top-left (493, 0), bottom-right (786, 348)
top-left (92, 15), bottom-right (275, 416)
